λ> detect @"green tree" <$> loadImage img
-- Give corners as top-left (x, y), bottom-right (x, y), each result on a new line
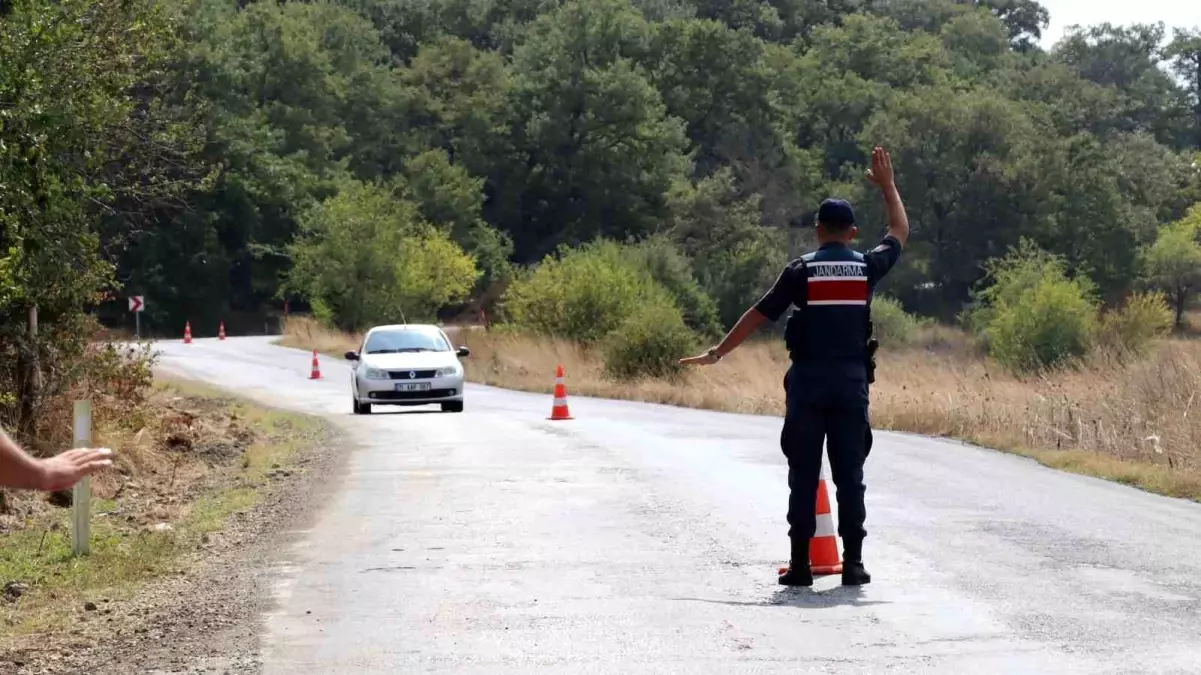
top-left (1140, 205), bottom-right (1201, 328)
top-left (284, 179), bottom-right (478, 330)
top-left (1054, 23), bottom-right (1186, 147)
top-left (861, 87), bottom-right (1042, 314)
top-left (666, 169), bottom-right (786, 328)
top-left (400, 150), bottom-right (514, 292)
top-left (1165, 29), bottom-right (1201, 147)
top-left (396, 36), bottom-right (513, 177)
top-left (495, 0), bottom-right (693, 262)
top-left (131, 0), bottom-right (407, 329)
top-left (0, 0), bottom-right (201, 429)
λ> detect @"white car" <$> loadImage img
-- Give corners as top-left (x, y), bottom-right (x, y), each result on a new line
top-left (344, 324), bottom-right (470, 415)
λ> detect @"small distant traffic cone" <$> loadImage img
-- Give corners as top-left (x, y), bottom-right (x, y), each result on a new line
top-left (184, 321), bottom-right (192, 344)
top-left (309, 350), bottom-right (322, 380)
top-left (218, 321), bottom-right (226, 341)
top-left (778, 462), bottom-right (843, 577)
top-left (548, 364), bottom-right (573, 420)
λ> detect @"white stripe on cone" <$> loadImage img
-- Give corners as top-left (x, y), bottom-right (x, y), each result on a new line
top-left (816, 460), bottom-right (838, 537)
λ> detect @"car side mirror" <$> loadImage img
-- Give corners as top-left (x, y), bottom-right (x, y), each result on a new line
top-left (456, 346), bottom-right (470, 358)
top-left (344, 351), bottom-right (359, 361)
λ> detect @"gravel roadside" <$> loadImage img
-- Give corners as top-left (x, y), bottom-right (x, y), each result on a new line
top-left (4, 410), bottom-right (349, 675)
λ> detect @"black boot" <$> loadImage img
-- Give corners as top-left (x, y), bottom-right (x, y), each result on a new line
top-left (841, 537), bottom-right (871, 586)
top-left (778, 538), bottom-right (813, 587)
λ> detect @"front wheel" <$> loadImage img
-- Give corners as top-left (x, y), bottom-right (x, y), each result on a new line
top-left (441, 401), bottom-right (464, 413)
top-left (353, 397), bottom-right (372, 415)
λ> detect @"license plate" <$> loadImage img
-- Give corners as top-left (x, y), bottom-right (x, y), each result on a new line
top-left (395, 382), bottom-right (430, 392)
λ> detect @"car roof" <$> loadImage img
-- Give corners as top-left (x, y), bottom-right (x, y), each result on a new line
top-left (366, 324), bottom-right (442, 333)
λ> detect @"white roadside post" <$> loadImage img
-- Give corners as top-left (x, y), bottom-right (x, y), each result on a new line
top-left (72, 400), bottom-right (92, 556)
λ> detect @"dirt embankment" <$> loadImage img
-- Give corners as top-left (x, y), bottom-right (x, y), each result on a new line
top-left (1, 378), bottom-right (343, 675)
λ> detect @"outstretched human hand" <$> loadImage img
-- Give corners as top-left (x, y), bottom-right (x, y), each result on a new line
top-left (866, 146), bottom-right (895, 190)
top-left (38, 447), bottom-right (114, 492)
top-left (679, 349), bottom-right (720, 366)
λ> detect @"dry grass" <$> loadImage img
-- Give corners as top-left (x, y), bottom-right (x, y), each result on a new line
top-left (281, 315), bottom-right (1201, 501)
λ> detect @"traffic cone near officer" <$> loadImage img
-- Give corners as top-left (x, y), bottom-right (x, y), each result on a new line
top-left (778, 463), bottom-right (843, 579)
top-left (681, 146), bottom-right (910, 586)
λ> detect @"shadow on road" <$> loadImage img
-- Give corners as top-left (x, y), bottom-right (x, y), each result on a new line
top-left (675, 586), bottom-right (890, 610)
top-left (354, 408), bottom-right (447, 416)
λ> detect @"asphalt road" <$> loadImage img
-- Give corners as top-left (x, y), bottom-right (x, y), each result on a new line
top-left (154, 337), bottom-right (1201, 674)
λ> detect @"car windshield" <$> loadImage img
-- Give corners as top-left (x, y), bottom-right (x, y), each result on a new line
top-left (364, 329), bottom-right (450, 354)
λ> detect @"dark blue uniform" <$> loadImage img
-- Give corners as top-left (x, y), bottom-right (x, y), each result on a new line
top-left (755, 235), bottom-right (902, 555)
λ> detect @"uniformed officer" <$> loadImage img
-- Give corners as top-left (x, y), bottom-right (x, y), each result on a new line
top-left (681, 146), bottom-right (910, 587)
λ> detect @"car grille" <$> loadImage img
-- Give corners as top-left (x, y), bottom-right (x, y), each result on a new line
top-left (387, 369), bottom-right (438, 380)
top-left (369, 389), bottom-right (457, 401)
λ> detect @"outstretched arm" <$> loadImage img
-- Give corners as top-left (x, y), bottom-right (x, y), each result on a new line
top-left (680, 263), bottom-right (799, 366)
top-left (866, 146), bottom-right (909, 248)
top-left (679, 308), bottom-right (769, 365)
top-left (0, 427), bottom-right (113, 492)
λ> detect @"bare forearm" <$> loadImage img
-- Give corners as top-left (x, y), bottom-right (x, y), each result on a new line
top-left (0, 429), bottom-right (48, 491)
top-left (715, 308), bottom-right (769, 357)
top-left (882, 184), bottom-right (909, 247)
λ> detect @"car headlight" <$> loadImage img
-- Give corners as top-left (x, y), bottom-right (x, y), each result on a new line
top-left (364, 367), bottom-right (388, 380)
top-left (435, 364), bottom-right (461, 378)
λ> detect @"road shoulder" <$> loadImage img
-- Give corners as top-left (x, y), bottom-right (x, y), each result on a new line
top-left (1, 377), bottom-right (351, 675)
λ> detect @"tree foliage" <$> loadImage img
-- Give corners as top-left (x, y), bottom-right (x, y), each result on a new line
top-left (5, 0), bottom-right (1201, 411)
top-left (1140, 204), bottom-right (1201, 327)
top-left (284, 179), bottom-right (478, 331)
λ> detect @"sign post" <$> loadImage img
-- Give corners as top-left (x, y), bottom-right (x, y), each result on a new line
top-left (72, 401), bottom-right (92, 556)
top-left (129, 295), bottom-right (144, 339)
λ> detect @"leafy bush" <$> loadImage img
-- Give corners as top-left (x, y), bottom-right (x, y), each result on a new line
top-left (871, 295), bottom-right (926, 345)
top-left (284, 179), bottom-right (479, 330)
top-left (984, 276), bottom-right (1097, 373)
top-left (602, 300), bottom-right (698, 381)
top-left (666, 169), bottom-right (787, 329)
top-left (501, 239), bottom-right (678, 343)
top-left (1097, 291), bottom-right (1174, 356)
top-left (627, 235), bottom-right (722, 337)
top-left (969, 240), bottom-right (1099, 374)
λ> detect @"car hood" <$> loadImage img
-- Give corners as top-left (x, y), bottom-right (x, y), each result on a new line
top-left (360, 352), bottom-right (459, 370)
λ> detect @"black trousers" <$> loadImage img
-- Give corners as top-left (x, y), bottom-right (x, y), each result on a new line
top-left (781, 369), bottom-right (870, 543)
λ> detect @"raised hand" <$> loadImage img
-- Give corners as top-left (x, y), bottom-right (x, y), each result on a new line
top-left (866, 146), bottom-right (895, 190)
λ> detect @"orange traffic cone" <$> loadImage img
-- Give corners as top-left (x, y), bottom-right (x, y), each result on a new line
top-left (548, 364), bottom-right (573, 420)
top-left (778, 462), bottom-right (843, 577)
top-left (184, 321), bottom-right (192, 344)
top-left (218, 321), bottom-right (226, 341)
top-left (809, 463), bottom-right (844, 575)
top-left (309, 350), bottom-right (322, 380)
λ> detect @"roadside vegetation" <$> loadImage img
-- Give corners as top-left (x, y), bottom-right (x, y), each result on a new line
top-left (0, 370), bottom-right (330, 668)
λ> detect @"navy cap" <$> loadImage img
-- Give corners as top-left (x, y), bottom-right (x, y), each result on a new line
top-left (817, 198), bottom-right (855, 227)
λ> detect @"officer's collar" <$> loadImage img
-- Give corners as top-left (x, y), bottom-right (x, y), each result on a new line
top-left (818, 241), bottom-right (850, 250)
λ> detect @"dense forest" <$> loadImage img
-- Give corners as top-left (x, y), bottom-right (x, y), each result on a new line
top-left (3, 0), bottom-right (1201, 429)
